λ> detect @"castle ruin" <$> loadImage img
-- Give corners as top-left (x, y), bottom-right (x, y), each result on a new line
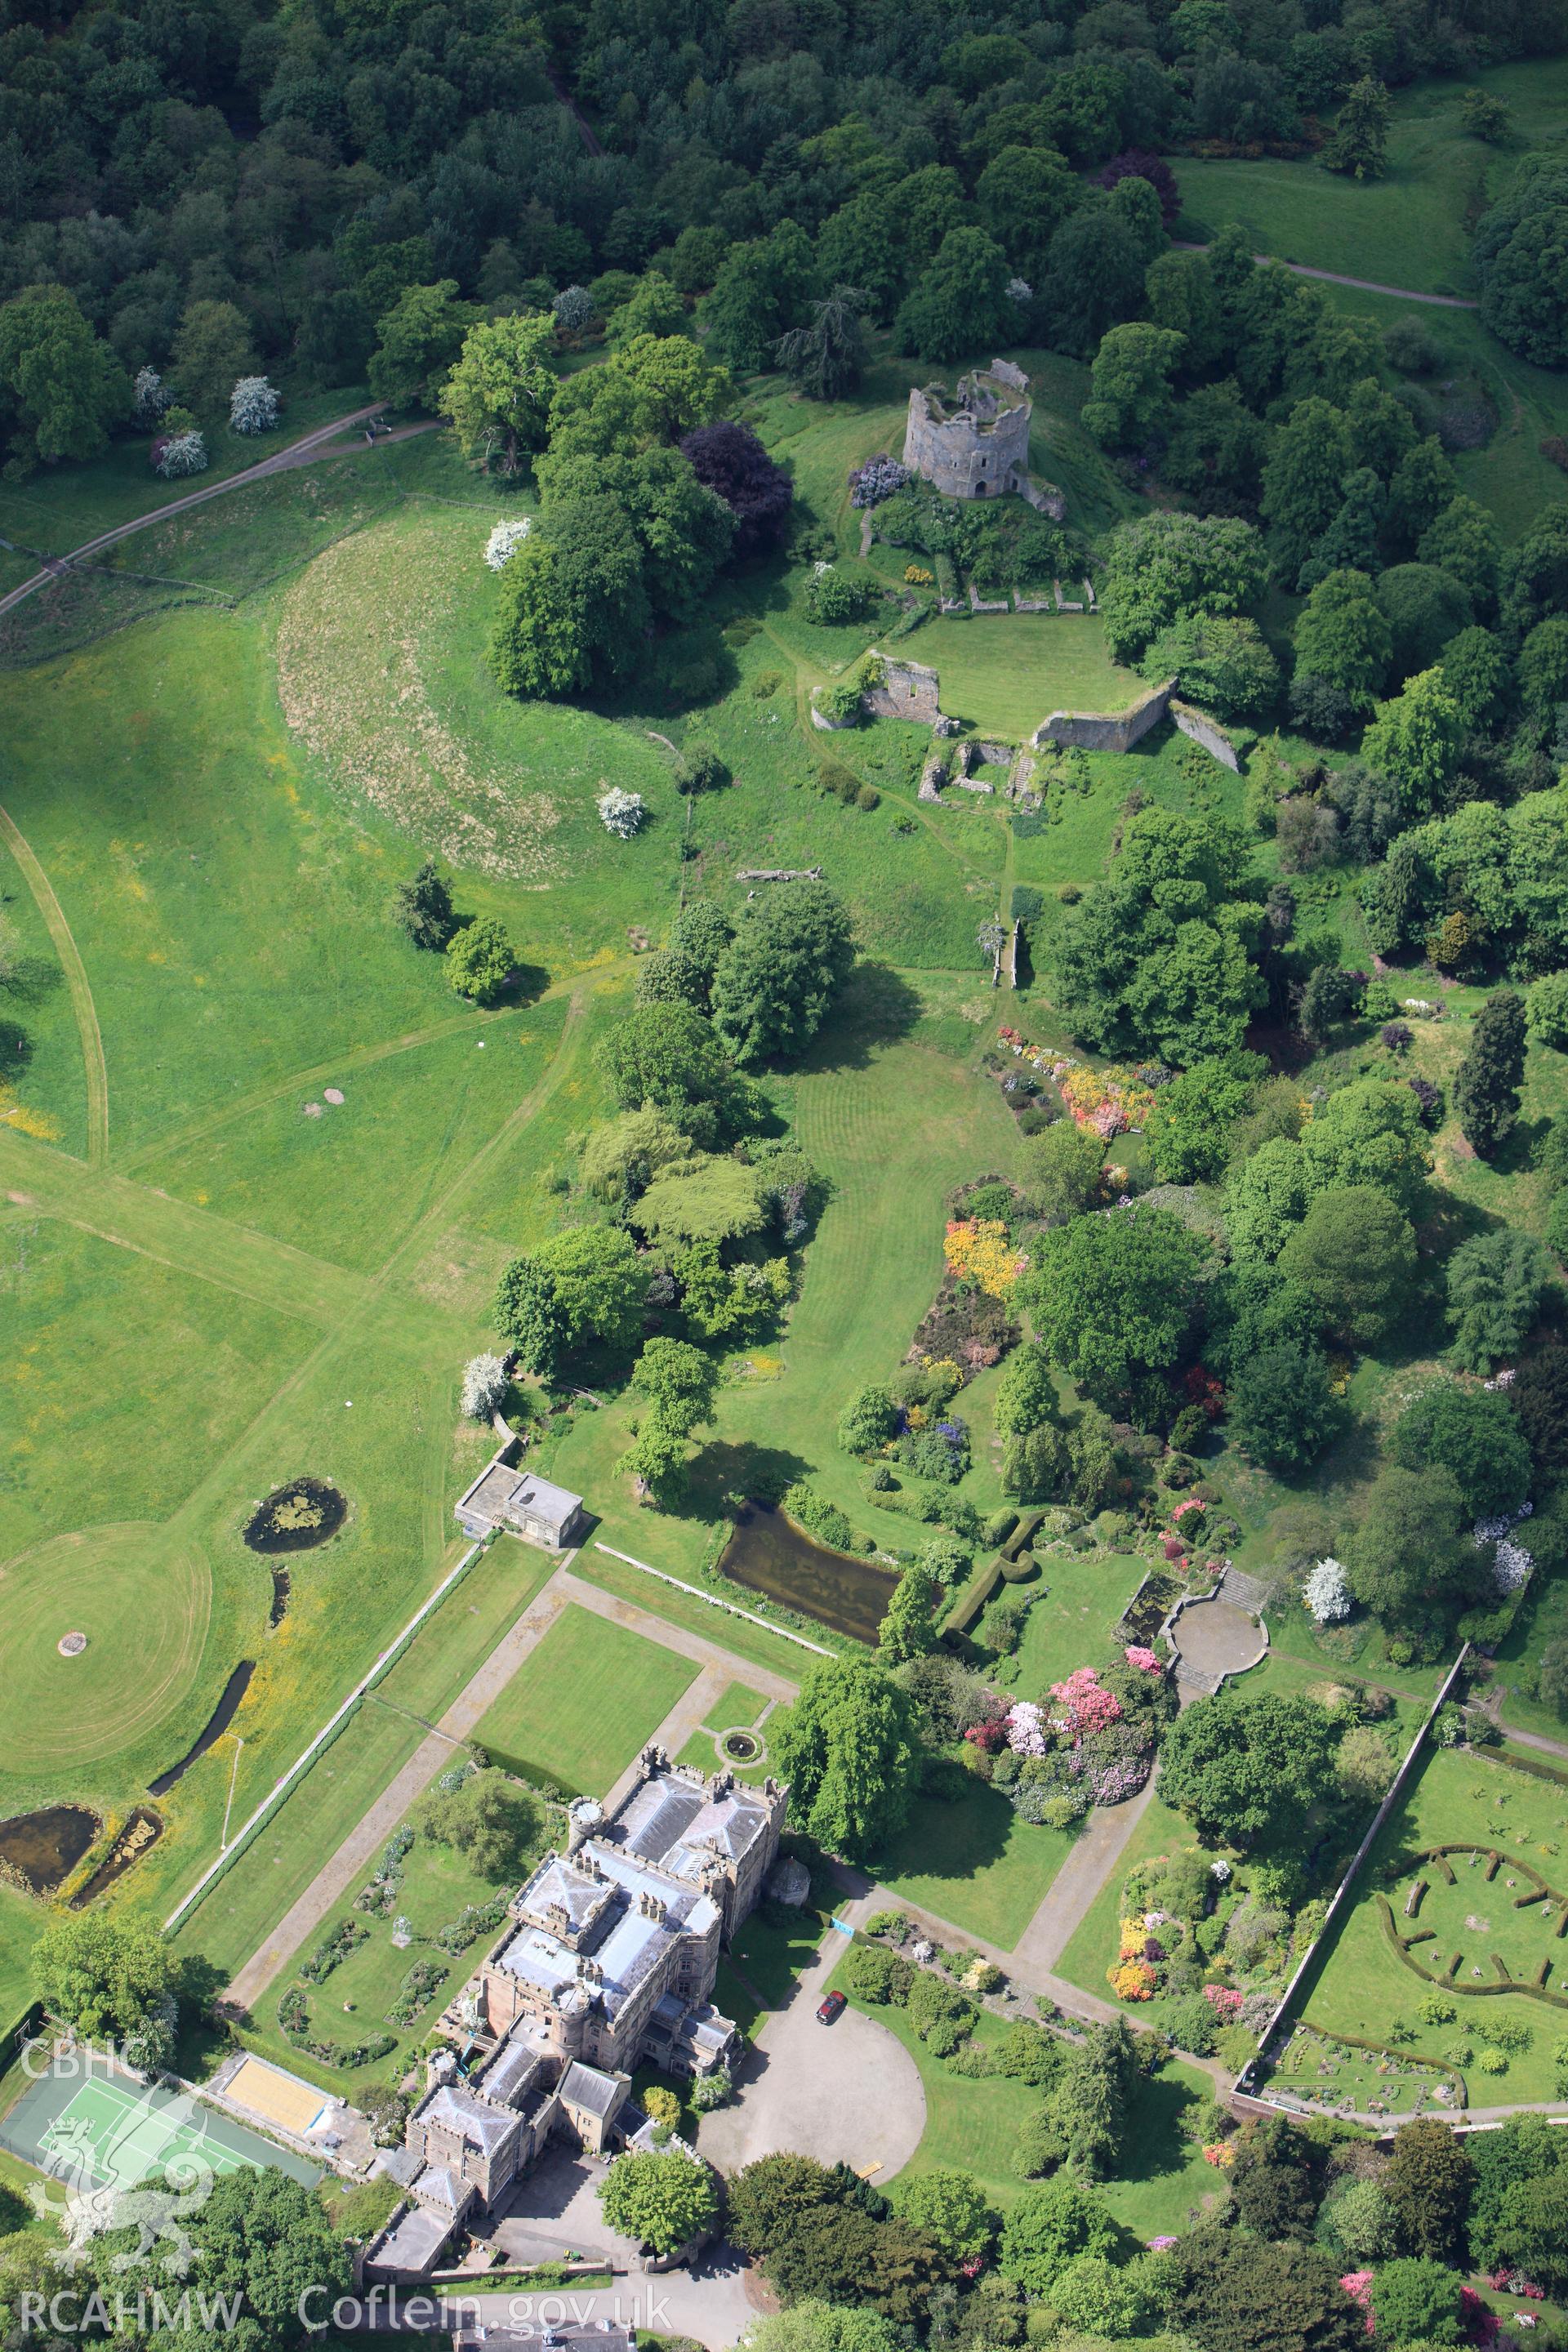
top-left (903, 359), bottom-right (1033, 500)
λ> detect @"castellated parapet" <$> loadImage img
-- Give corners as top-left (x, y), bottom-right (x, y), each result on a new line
top-left (903, 359), bottom-right (1033, 500)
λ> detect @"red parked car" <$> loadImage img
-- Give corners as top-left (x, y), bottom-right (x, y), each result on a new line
top-left (817, 1989), bottom-right (847, 2025)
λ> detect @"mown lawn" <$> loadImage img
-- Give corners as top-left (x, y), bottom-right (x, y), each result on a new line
top-left (833, 1963), bottom-right (1225, 2233)
top-left (874, 1778), bottom-right (1078, 1950)
top-left (133, 996), bottom-right (570, 1272)
top-left (1008, 1552), bottom-right (1152, 1697)
top-left (1300, 1743), bottom-right (1568, 2105)
top-left (473, 1604), bottom-right (700, 1797)
top-left (915, 613), bottom-right (1140, 740)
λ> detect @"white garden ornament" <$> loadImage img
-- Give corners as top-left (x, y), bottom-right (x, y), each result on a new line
top-left (485, 517), bottom-right (532, 571)
top-left (599, 787), bottom-right (647, 839)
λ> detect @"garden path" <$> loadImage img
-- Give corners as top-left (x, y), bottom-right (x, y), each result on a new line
top-left (1172, 242), bottom-right (1478, 307)
top-left (225, 1565), bottom-right (802, 2010)
top-left (0, 407), bottom-right (435, 617)
top-left (1477, 1710), bottom-right (1568, 1763)
top-left (0, 803), bottom-right (108, 1166)
top-left (1008, 1766), bottom-right (1166, 1975)
top-left (826, 1860), bottom-right (1234, 2098)
top-left (225, 1564), bottom-right (577, 2011)
top-left (0, 1120), bottom-right (374, 1325)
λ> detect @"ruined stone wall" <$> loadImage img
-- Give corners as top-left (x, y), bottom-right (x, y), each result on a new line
top-left (1034, 682), bottom-right (1237, 764)
top-left (862, 657), bottom-right (943, 724)
top-left (1170, 697), bottom-right (1240, 770)
top-left (1036, 680), bottom-right (1174, 754)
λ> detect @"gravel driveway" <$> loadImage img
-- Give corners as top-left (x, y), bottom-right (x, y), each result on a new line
top-left (699, 1931), bottom-right (926, 2182)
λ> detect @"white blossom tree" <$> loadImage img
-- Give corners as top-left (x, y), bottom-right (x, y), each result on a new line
top-left (599, 787), bottom-right (648, 838)
top-left (154, 430), bottom-right (207, 480)
top-left (229, 375), bottom-right (281, 434)
top-left (461, 1352), bottom-right (509, 1420)
top-left (484, 516), bottom-right (532, 571)
top-left (133, 367), bottom-right (171, 426)
top-left (553, 285), bottom-right (595, 332)
top-left (1303, 1557), bottom-right (1352, 1623)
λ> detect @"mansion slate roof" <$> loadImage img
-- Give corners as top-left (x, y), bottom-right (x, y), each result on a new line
top-left (420, 2082), bottom-right (519, 2155)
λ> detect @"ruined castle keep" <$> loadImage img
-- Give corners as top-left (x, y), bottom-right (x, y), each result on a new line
top-left (903, 359), bottom-right (1033, 499)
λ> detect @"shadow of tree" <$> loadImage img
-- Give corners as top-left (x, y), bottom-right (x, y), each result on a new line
top-left (691, 1439), bottom-right (813, 1512)
top-left (871, 1777), bottom-right (1020, 1888)
top-left (801, 962), bottom-right (924, 1071)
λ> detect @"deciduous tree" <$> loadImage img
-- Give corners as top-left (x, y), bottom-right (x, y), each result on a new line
top-left (598, 2149), bottom-right (719, 2256)
top-left (0, 283), bottom-right (127, 470)
top-left (492, 1225), bottom-right (646, 1375)
top-left (773, 1654), bottom-right (923, 1860)
top-left (438, 310), bottom-right (555, 475)
top-left (1158, 1690), bottom-right (1337, 1847)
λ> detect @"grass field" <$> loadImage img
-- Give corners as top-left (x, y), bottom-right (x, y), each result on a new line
top-left (1173, 60), bottom-right (1568, 299)
top-left (0, 385), bottom-right (370, 559)
top-left (875, 1779), bottom-right (1078, 1949)
top-left (914, 615), bottom-right (1139, 739)
top-left (1300, 1743), bottom-right (1568, 2105)
top-left (473, 1605), bottom-right (700, 1797)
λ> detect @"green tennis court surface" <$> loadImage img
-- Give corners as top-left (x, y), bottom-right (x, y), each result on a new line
top-left (0, 2057), bottom-right (318, 2193)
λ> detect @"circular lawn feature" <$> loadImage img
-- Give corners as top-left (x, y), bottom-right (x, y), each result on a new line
top-left (0, 1524), bottom-right (212, 1772)
top-left (721, 1729), bottom-right (762, 1764)
top-left (56, 1632), bottom-right (87, 1657)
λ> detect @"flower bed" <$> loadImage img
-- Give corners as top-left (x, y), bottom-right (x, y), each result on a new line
top-left (995, 1030), bottom-right (1157, 1138)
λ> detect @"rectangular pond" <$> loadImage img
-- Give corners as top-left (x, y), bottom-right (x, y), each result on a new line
top-left (717, 1501), bottom-right (897, 1646)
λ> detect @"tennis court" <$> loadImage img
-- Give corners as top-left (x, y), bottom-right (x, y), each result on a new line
top-left (0, 2055), bottom-right (318, 2194)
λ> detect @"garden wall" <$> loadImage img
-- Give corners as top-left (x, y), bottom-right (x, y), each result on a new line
top-left (1241, 1643), bottom-right (1472, 2096)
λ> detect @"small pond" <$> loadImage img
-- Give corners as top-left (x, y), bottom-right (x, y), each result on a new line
top-left (722, 1730), bottom-right (762, 1763)
top-left (718, 1501), bottom-right (898, 1646)
top-left (148, 1660), bottom-right (253, 1797)
top-left (69, 1808), bottom-right (163, 1909)
top-left (243, 1478), bottom-right (347, 1555)
top-left (0, 1806), bottom-right (100, 1896)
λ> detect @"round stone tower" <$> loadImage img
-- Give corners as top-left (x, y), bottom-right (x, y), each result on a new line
top-left (903, 359), bottom-right (1032, 499)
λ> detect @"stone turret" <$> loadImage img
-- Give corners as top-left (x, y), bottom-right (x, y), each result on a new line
top-left (904, 359), bottom-right (1033, 501)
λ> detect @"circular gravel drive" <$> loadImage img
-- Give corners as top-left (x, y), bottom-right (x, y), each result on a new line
top-left (699, 1989), bottom-right (926, 2181)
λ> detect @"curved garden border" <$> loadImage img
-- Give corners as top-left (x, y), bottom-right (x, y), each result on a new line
top-left (1378, 1844), bottom-right (1568, 2008)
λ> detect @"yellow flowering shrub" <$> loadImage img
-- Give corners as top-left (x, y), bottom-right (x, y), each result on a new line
top-left (944, 1218), bottom-right (1023, 1298)
top-left (1108, 1958), bottom-right (1156, 2002)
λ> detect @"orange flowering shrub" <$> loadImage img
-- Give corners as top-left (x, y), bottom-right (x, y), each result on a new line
top-left (1109, 1958), bottom-right (1157, 2002)
top-left (944, 1218), bottom-right (1024, 1298)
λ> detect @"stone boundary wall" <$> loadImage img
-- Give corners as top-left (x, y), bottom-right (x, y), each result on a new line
top-left (1035, 681), bottom-right (1236, 764)
top-left (1237, 1642), bottom-right (1473, 2109)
